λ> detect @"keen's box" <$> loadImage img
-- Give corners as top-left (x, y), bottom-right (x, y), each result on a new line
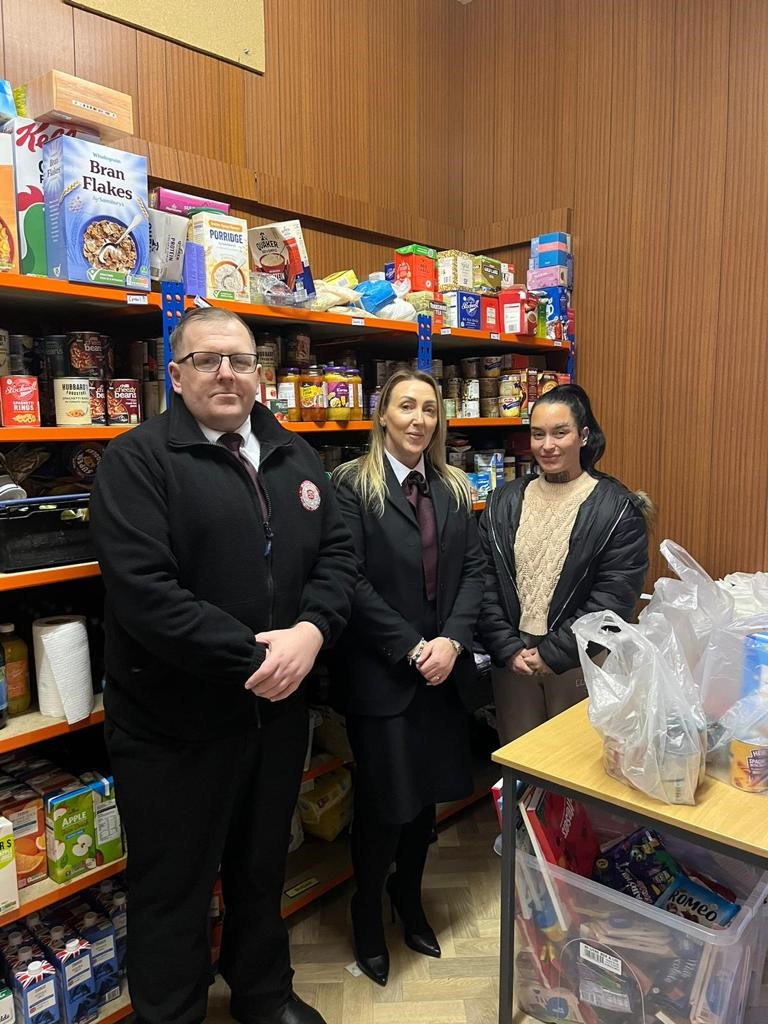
top-left (42, 136), bottom-right (150, 290)
top-left (15, 70), bottom-right (133, 141)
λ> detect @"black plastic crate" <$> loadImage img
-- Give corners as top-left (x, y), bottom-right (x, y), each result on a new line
top-left (0, 494), bottom-right (94, 572)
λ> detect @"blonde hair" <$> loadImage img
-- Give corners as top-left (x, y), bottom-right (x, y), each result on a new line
top-left (334, 369), bottom-right (471, 516)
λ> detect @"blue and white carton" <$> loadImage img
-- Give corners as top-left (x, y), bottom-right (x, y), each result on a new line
top-left (42, 136), bottom-right (149, 290)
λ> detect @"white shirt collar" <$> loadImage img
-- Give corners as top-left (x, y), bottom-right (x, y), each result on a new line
top-left (197, 416), bottom-right (252, 446)
top-left (385, 449), bottom-right (426, 486)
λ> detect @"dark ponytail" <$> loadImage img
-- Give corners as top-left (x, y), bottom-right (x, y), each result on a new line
top-left (531, 384), bottom-right (606, 471)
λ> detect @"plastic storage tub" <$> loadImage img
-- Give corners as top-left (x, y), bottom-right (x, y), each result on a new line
top-left (0, 494), bottom-right (93, 571)
top-left (514, 836), bottom-right (768, 1024)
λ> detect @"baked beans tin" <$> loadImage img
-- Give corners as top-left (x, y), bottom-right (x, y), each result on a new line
top-left (107, 378), bottom-right (141, 424)
top-left (89, 378), bottom-right (107, 425)
top-left (0, 375), bottom-right (40, 426)
top-left (66, 331), bottom-right (111, 378)
top-left (730, 737), bottom-right (768, 793)
top-left (54, 377), bottom-right (92, 426)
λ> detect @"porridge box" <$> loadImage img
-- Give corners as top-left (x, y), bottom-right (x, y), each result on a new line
top-left (42, 136), bottom-right (150, 290)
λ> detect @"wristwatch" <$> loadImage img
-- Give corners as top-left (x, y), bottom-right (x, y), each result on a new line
top-left (445, 638), bottom-right (464, 656)
top-left (407, 639), bottom-right (426, 666)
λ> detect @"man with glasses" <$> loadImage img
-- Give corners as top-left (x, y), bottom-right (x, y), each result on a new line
top-left (90, 307), bottom-right (356, 1024)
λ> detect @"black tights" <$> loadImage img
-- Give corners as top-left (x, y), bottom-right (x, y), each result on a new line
top-left (350, 801), bottom-right (435, 954)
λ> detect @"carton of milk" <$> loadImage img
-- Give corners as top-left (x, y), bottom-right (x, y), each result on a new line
top-left (35, 928), bottom-right (97, 1024)
top-left (58, 900), bottom-right (119, 1007)
top-left (42, 136), bottom-right (149, 290)
top-left (3, 118), bottom-right (97, 276)
top-left (0, 986), bottom-right (13, 1024)
top-left (45, 787), bottom-right (96, 884)
top-left (8, 949), bottom-right (61, 1024)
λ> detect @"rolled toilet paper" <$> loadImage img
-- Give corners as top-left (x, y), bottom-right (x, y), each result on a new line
top-left (32, 616), bottom-right (94, 723)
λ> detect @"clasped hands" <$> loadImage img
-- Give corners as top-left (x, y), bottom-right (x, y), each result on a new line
top-left (407, 636), bottom-right (458, 687)
top-left (509, 647), bottom-right (552, 676)
top-left (244, 621), bottom-right (323, 701)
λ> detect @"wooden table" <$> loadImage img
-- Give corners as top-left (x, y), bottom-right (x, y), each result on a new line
top-left (492, 700), bottom-right (768, 1024)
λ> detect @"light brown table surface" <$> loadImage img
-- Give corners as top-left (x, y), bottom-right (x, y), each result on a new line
top-left (493, 699), bottom-right (768, 861)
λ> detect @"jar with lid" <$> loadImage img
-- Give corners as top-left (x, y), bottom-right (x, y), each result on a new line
top-left (299, 366), bottom-right (327, 423)
top-left (277, 368), bottom-right (302, 423)
top-left (325, 366), bottom-right (351, 421)
top-left (347, 368), bottom-right (363, 420)
top-left (0, 624), bottom-right (30, 717)
top-left (286, 330), bottom-right (311, 368)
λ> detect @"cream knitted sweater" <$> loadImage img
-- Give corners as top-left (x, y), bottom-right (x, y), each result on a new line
top-left (514, 472), bottom-right (599, 636)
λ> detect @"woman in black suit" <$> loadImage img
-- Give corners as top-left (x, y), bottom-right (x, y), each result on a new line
top-left (332, 369), bottom-right (484, 987)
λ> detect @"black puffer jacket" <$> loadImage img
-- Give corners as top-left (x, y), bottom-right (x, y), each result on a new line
top-left (478, 473), bottom-right (649, 674)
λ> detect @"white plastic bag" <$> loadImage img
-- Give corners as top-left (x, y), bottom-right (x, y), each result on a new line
top-left (573, 609), bottom-right (706, 805)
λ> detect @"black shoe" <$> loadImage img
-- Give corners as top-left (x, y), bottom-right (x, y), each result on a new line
top-left (350, 892), bottom-right (390, 986)
top-left (232, 993), bottom-right (327, 1024)
top-left (386, 874), bottom-right (441, 959)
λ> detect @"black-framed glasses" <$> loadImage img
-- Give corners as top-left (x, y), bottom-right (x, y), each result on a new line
top-left (176, 351), bottom-right (259, 373)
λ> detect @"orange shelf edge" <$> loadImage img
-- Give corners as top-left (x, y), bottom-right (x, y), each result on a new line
top-left (0, 426), bottom-right (134, 442)
top-left (0, 272), bottom-right (160, 307)
top-left (449, 417), bottom-right (526, 428)
top-left (0, 562), bottom-right (101, 592)
top-left (301, 756), bottom-right (344, 784)
top-left (0, 703), bottom-right (106, 755)
top-left (0, 856), bottom-right (127, 929)
top-left (285, 420), bottom-right (371, 432)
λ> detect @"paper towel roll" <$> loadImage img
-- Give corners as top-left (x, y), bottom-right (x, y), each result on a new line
top-left (32, 616), bottom-right (94, 723)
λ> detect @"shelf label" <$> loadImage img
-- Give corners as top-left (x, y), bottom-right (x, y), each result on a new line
top-left (284, 877), bottom-right (319, 899)
top-left (490, 332), bottom-right (500, 341)
top-left (441, 327), bottom-right (451, 335)
top-left (126, 294), bottom-right (149, 305)
top-left (351, 317), bottom-right (365, 327)
top-left (522, 418), bottom-right (530, 425)
top-left (554, 340), bottom-right (562, 347)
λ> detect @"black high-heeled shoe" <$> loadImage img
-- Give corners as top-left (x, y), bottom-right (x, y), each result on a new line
top-left (350, 894), bottom-right (390, 986)
top-left (385, 875), bottom-right (441, 958)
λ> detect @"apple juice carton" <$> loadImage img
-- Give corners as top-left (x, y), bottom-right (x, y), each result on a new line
top-left (0, 788), bottom-right (45, 890)
top-left (35, 928), bottom-right (96, 1024)
top-left (8, 949), bottom-right (61, 1024)
top-left (78, 776), bottom-right (122, 867)
top-left (0, 817), bottom-right (18, 915)
top-left (44, 787), bottom-right (95, 884)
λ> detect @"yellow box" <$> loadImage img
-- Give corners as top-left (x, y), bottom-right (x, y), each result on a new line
top-left (189, 211), bottom-right (249, 303)
top-left (16, 70), bottom-right (134, 141)
top-left (0, 135), bottom-right (19, 274)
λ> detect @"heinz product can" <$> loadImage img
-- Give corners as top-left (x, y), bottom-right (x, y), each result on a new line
top-left (54, 377), bottom-right (92, 426)
top-left (89, 378), bottom-right (107, 425)
top-left (8, 334), bottom-right (31, 375)
top-left (107, 379), bottom-right (141, 424)
top-left (66, 331), bottom-right (109, 378)
top-left (0, 330), bottom-right (9, 377)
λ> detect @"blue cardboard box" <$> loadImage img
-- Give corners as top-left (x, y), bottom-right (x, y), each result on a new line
top-left (531, 232), bottom-right (571, 256)
top-left (444, 290), bottom-right (481, 331)
top-left (529, 249), bottom-right (573, 270)
top-left (42, 136), bottom-right (149, 290)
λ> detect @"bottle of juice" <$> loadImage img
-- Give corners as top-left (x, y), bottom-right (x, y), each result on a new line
top-left (0, 624), bottom-right (30, 716)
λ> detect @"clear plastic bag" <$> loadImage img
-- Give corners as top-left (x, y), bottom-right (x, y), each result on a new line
top-left (706, 692), bottom-right (768, 792)
top-left (573, 609), bottom-right (706, 805)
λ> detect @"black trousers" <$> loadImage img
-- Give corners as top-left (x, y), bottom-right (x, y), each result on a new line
top-left (106, 696), bottom-right (309, 1024)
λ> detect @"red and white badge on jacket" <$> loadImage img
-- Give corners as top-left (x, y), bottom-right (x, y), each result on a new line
top-left (299, 480), bottom-right (321, 511)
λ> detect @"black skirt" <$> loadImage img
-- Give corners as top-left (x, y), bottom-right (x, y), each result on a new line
top-left (346, 672), bottom-right (473, 825)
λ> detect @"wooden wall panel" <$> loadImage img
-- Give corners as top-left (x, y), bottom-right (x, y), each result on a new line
top-left (3, 0), bottom-right (75, 83)
top-left (463, 0), bottom-right (497, 231)
top-left (709, 0), bottom-right (768, 574)
top-left (72, 8), bottom-right (137, 104)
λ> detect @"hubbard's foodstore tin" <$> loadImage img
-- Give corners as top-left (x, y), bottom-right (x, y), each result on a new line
top-left (54, 377), bottom-right (92, 426)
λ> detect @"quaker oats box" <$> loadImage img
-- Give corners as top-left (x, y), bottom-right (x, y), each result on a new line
top-left (42, 136), bottom-right (150, 290)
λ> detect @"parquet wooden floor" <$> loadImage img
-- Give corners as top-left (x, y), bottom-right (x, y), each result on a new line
top-left (204, 800), bottom-right (536, 1024)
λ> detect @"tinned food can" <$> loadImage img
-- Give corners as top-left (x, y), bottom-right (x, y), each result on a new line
top-left (66, 331), bottom-right (111, 378)
top-left (54, 377), bottom-right (92, 426)
top-left (107, 379), bottom-right (142, 424)
top-left (89, 378), bottom-right (107, 425)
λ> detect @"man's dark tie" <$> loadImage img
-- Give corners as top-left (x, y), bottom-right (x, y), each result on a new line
top-left (402, 470), bottom-right (438, 602)
top-left (218, 432), bottom-right (272, 555)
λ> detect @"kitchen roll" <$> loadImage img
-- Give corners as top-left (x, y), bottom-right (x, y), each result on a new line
top-left (32, 616), bottom-right (94, 723)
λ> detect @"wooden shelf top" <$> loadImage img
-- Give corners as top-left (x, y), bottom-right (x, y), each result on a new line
top-left (0, 852), bottom-right (126, 928)
top-left (0, 695), bottom-right (105, 754)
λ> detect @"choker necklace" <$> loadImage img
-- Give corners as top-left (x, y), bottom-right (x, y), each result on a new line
top-left (544, 471), bottom-right (575, 484)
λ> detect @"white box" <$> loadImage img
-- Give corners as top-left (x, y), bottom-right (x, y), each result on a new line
top-left (188, 212), bottom-right (249, 303)
top-left (0, 816), bottom-right (19, 915)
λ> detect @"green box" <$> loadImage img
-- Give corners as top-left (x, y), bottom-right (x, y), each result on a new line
top-left (395, 243), bottom-right (437, 259)
top-left (45, 785), bottom-right (96, 883)
top-left (80, 772), bottom-right (124, 866)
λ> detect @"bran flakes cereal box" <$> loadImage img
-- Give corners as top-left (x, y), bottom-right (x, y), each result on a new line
top-left (3, 118), bottom-right (97, 277)
top-left (0, 135), bottom-right (19, 274)
top-left (42, 136), bottom-right (149, 290)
